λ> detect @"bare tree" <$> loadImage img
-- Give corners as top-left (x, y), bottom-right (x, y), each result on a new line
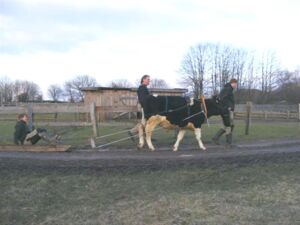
top-left (208, 43), bottom-right (220, 94)
top-left (109, 79), bottom-right (132, 88)
top-left (258, 50), bottom-right (280, 102)
top-left (64, 75), bottom-right (97, 102)
top-left (149, 78), bottom-right (168, 89)
top-left (180, 43), bottom-right (249, 97)
top-left (180, 43), bottom-right (210, 98)
top-left (274, 69), bottom-right (300, 103)
top-left (231, 48), bottom-right (248, 90)
top-left (14, 80), bottom-right (42, 102)
top-left (241, 52), bottom-right (261, 101)
top-left (0, 76), bottom-right (14, 104)
top-left (180, 42), bottom-right (285, 104)
top-left (47, 84), bottom-right (64, 102)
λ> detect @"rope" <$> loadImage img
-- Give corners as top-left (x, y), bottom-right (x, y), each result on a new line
top-left (95, 109), bottom-right (206, 149)
top-left (182, 111), bottom-right (205, 121)
top-left (94, 101), bottom-right (190, 141)
top-left (95, 96), bottom-right (211, 148)
top-left (200, 95), bottom-right (210, 127)
top-left (95, 128), bottom-right (134, 139)
top-left (96, 126), bottom-right (164, 149)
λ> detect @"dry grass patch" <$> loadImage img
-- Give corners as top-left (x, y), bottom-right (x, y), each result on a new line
top-left (1, 154), bottom-right (300, 225)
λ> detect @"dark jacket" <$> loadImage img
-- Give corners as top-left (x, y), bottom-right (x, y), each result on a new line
top-left (137, 84), bottom-right (150, 108)
top-left (219, 83), bottom-right (235, 111)
top-left (14, 120), bottom-right (30, 145)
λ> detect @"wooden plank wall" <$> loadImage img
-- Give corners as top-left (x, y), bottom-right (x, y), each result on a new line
top-left (83, 89), bottom-right (186, 120)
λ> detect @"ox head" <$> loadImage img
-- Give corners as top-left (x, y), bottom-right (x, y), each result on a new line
top-left (203, 96), bottom-right (223, 117)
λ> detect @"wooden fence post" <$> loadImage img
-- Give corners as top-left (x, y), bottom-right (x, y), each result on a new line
top-left (264, 111), bottom-right (267, 120)
top-left (26, 104), bottom-right (34, 131)
top-left (245, 101), bottom-right (252, 135)
top-left (90, 102), bottom-right (99, 137)
top-left (298, 104), bottom-right (300, 121)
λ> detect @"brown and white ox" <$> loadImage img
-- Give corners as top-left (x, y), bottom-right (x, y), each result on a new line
top-left (137, 95), bottom-right (221, 151)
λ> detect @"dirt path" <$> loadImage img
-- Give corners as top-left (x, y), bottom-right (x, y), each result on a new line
top-left (0, 138), bottom-right (300, 171)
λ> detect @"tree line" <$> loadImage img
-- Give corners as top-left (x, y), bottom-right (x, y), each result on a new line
top-left (180, 42), bottom-right (300, 103)
top-left (1, 42), bottom-right (299, 104)
top-left (0, 75), bottom-right (169, 104)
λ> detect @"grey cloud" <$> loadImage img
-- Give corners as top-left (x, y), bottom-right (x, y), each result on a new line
top-left (1, 0), bottom-right (191, 54)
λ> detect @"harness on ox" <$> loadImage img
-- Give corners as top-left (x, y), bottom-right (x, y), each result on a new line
top-left (139, 95), bottom-right (211, 151)
top-left (181, 96), bottom-right (209, 127)
top-left (93, 95), bottom-right (229, 150)
top-left (143, 96), bottom-right (207, 128)
top-left (93, 95), bottom-right (221, 150)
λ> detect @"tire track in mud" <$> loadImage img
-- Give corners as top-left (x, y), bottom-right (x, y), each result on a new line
top-left (0, 139), bottom-right (300, 171)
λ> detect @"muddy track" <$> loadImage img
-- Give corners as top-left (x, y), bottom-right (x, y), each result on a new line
top-left (0, 139), bottom-right (300, 171)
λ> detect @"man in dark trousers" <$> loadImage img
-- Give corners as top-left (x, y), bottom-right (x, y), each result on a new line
top-left (128, 74), bottom-right (151, 142)
top-left (14, 113), bottom-right (60, 145)
top-left (212, 78), bottom-right (238, 147)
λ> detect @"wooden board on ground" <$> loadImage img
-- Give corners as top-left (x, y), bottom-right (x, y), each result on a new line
top-left (0, 145), bottom-right (71, 152)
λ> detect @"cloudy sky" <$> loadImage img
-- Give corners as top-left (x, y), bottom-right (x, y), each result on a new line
top-left (1, 0), bottom-right (299, 98)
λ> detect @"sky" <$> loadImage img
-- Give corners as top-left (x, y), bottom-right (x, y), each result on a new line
top-left (0, 0), bottom-right (299, 98)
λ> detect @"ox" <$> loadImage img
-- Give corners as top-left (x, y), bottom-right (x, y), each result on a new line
top-left (137, 95), bottom-right (221, 151)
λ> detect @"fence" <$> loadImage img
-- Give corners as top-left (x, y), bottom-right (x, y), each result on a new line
top-left (1, 102), bottom-right (299, 139)
top-left (235, 102), bottom-right (300, 135)
top-left (234, 103), bottom-right (300, 121)
top-left (0, 103), bottom-right (100, 137)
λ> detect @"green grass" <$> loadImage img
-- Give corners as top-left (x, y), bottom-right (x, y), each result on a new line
top-left (1, 119), bottom-right (299, 148)
top-left (1, 155), bottom-right (300, 225)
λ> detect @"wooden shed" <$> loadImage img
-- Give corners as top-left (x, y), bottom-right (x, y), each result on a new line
top-left (81, 87), bottom-right (187, 121)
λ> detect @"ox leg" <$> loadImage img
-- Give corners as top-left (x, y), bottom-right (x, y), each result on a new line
top-left (194, 128), bottom-right (206, 150)
top-left (137, 123), bottom-right (145, 149)
top-left (173, 129), bottom-right (186, 151)
top-left (145, 119), bottom-right (158, 151)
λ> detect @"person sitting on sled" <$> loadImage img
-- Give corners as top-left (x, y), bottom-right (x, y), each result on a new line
top-left (14, 113), bottom-right (60, 145)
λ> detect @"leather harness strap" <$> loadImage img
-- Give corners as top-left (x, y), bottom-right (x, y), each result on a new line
top-left (165, 96), bottom-right (168, 113)
top-left (201, 95), bottom-right (208, 118)
top-left (187, 105), bottom-right (190, 116)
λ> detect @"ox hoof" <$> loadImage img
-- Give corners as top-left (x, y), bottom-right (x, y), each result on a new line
top-left (173, 146), bottom-right (178, 152)
top-left (201, 147), bottom-right (207, 151)
top-left (137, 145), bottom-right (143, 150)
top-left (149, 148), bottom-right (155, 151)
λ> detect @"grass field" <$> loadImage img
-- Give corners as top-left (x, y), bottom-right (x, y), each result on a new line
top-left (1, 118), bottom-right (300, 224)
top-left (1, 154), bottom-right (300, 225)
top-left (1, 119), bottom-right (299, 149)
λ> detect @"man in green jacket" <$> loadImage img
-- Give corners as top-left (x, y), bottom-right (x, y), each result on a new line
top-left (212, 78), bottom-right (238, 147)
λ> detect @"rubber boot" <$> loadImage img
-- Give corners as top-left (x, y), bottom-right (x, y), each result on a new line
top-left (225, 133), bottom-right (233, 148)
top-left (38, 132), bottom-right (58, 145)
top-left (212, 128), bottom-right (226, 145)
top-left (28, 134), bottom-right (41, 145)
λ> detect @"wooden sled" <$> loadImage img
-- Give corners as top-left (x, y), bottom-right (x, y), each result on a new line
top-left (0, 144), bottom-right (71, 152)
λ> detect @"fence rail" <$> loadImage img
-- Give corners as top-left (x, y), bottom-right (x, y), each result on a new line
top-left (0, 103), bottom-right (88, 114)
top-left (1, 102), bottom-right (299, 135)
top-left (1, 103), bottom-right (299, 120)
top-left (235, 111), bottom-right (299, 120)
top-left (0, 103), bottom-right (99, 137)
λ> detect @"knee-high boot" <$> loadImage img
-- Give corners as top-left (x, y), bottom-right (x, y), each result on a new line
top-left (225, 132), bottom-right (233, 148)
top-left (212, 128), bottom-right (226, 145)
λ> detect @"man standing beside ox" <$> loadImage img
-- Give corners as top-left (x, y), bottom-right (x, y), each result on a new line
top-left (212, 78), bottom-right (238, 147)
